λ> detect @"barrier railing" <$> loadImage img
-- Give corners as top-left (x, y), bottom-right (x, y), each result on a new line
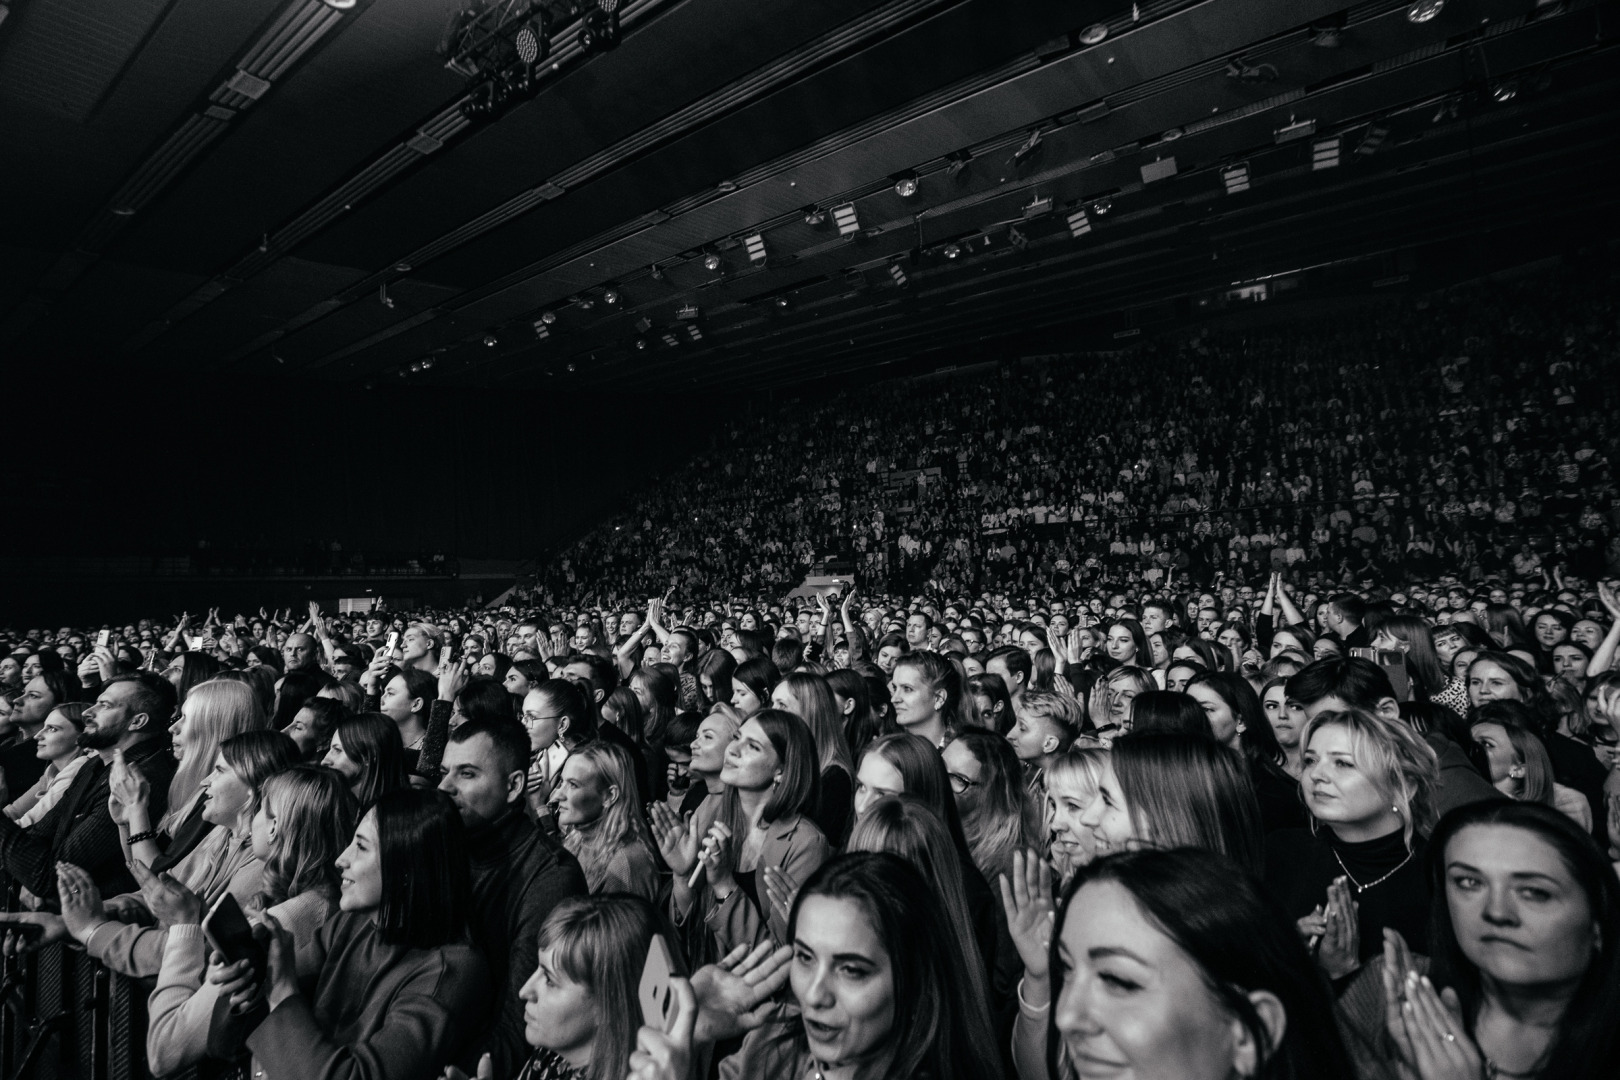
top-left (0, 940), bottom-right (151, 1080)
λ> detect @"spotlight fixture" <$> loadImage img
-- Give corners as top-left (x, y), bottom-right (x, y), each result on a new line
top-left (942, 243), bottom-right (962, 259)
top-left (483, 334), bottom-right (498, 347)
top-left (1079, 23), bottom-right (1108, 45)
top-left (1160, 127), bottom-right (1184, 141)
top-left (744, 233), bottom-right (767, 262)
top-left (513, 14), bottom-right (550, 67)
top-left (888, 263), bottom-right (909, 286)
top-left (1221, 163), bottom-right (1251, 194)
top-left (540, 310), bottom-right (557, 324)
top-left (579, 0), bottom-right (621, 53)
top-left (602, 288), bottom-right (620, 305)
top-left (1311, 136), bottom-right (1341, 171)
top-left (635, 337), bottom-right (648, 350)
top-left (703, 252), bottom-right (722, 272)
top-left (774, 296), bottom-right (790, 308)
top-left (533, 320), bottom-right (551, 340)
top-left (832, 203), bottom-right (861, 236)
top-left (662, 332), bottom-right (680, 347)
top-left (1310, 26), bottom-right (1342, 48)
top-left (1091, 198), bottom-right (1113, 216)
top-left (1066, 208), bottom-right (1091, 237)
top-left (1007, 226), bottom-right (1028, 252)
top-left (804, 207), bottom-right (828, 226)
top-left (893, 172), bottom-right (919, 198)
top-left (273, 353), bottom-right (286, 364)
top-left (420, 356), bottom-right (436, 370)
top-left (576, 297), bottom-right (595, 311)
top-left (567, 362), bottom-right (576, 372)
top-left (1492, 80), bottom-right (1518, 102)
top-left (633, 316), bottom-right (653, 333)
top-left (1406, 0), bottom-right (1444, 23)
top-left (686, 325), bottom-right (703, 341)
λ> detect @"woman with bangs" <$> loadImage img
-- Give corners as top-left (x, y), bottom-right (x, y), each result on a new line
top-left (322, 712), bottom-right (410, 812)
top-left (652, 709), bottom-right (829, 963)
top-left (1265, 707), bottom-right (1439, 978)
top-left (1186, 670), bottom-right (1307, 832)
top-left (1043, 747), bottom-right (1108, 885)
top-left (114, 677), bottom-right (269, 873)
top-left (146, 765), bottom-right (358, 1074)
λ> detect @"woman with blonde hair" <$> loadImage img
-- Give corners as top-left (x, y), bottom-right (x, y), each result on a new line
top-left (1043, 745), bottom-right (1107, 884)
top-left (146, 764), bottom-right (358, 1073)
top-left (111, 677), bottom-right (268, 872)
top-left (554, 741), bottom-right (661, 902)
top-left (943, 727), bottom-right (1040, 885)
top-left (1265, 707), bottom-right (1439, 978)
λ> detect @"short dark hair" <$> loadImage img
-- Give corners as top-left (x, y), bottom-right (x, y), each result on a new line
top-left (395, 666), bottom-right (437, 714)
top-left (665, 709), bottom-right (703, 751)
top-left (336, 712), bottom-right (409, 811)
top-left (106, 672), bottom-right (177, 731)
top-left (374, 788), bottom-right (473, 950)
top-left (1285, 657), bottom-right (1394, 712)
top-left (985, 645), bottom-right (1033, 687)
top-left (1328, 592), bottom-right (1367, 625)
top-left (564, 652), bottom-right (618, 698)
top-left (449, 716), bottom-right (532, 777)
top-left (454, 676), bottom-right (515, 726)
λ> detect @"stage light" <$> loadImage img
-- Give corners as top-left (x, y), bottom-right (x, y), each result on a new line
top-left (774, 296), bottom-right (790, 308)
top-left (703, 252), bottom-right (722, 272)
top-left (579, 0), bottom-right (621, 52)
top-left (633, 316), bottom-right (652, 333)
top-left (483, 334), bottom-right (498, 347)
top-left (1066, 208), bottom-right (1091, 237)
top-left (943, 243), bottom-right (961, 259)
top-left (576, 297), bottom-right (595, 311)
top-left (1222, 163), bottom-right (1251, 194)
top-left (420, 356), bottom-right (435, 370)
top-left (687, 325), bottom-right (702, 341)
top-left (1311, 136), bottom-right (1341, 171)
top-left (804, 207), bottom-right (828, 226)
top-left (1356, 125), bottom-right (1388, 156)
top-left (832, 204), bottom-right (860, 236)
top-left (744, 234), bottom-right (767, 262)
top-left (540, 310), bottom-right (557, 324)
top-left (1407, 0), bottom-right (1444, 23)
top-left (567, 362), bottom-right (576, 372)
top-left (889, 264), bottom-right (908, 286)
top-left (1311, 26), bottom-right (1341, 47)
top-left (945, 151), bottom-right (972, 177)
top-left (1079, 24), bottom-right (1108, 45)
top-left (514, 16), bottom-right (550, 66)
top-left (533, 320), bottom-right (551, 340)
top-left (603, 288), bottom-right (620, 305)
top-left (893, 172), bottom-right (919, 198)
top-left (662, 332), bottom-right (680, 347)
top-left (1492, 80), bottom-right (1518, 102)
top-left (1092, 198), bottom-right (1112, 216)
top-left (1007, 226), bottom-right (1028, 252)
top-left (635, 337), bottom-right (648, 350)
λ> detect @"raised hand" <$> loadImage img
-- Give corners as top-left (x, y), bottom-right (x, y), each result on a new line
top-left (437, 658), bottom-right (468, 703)
top-left (131, 859), bottom-right (204, 927)
top-left (649, 802), bottom-right (699, 877)
top-left (1600, 580), bottom-right (1620, 623)
top-left (689, 941), bottom-right (791, 1042)
top-left (55, 862), bottom-right (108, 944)
top-left (1315, 875), bottom-right (1360, 979)
top-left (440, 1053), bottom-right (494, 1080)
top-left (761, 865), bottom-right (797, 929)
top-left (698, 821), bottom-right (736, 892)
top-left (998, 849), bottom-right (1055, 980)
top-left (108, 749), bottom-right (151, 817)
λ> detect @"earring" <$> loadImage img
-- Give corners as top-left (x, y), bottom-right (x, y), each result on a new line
top-left (1392, 804), bottom-right (1402, 815)
top-left (1236, 721), bottom-right (1247, 733)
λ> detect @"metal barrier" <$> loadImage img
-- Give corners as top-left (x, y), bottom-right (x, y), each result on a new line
top-left (0, 942), bottom-right (152, 1080)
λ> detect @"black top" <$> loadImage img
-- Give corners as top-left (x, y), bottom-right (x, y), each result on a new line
top-left (151, 793), bottom-right (214, 875)
top-left (813, 764), bottom-right (853, 847)
top-left (0, 735), bottom-right (48, 800)
top-left (677, 781), bottom-right (711, 819)
top-left (1249, 757), bottom-right (1309, 833)
top-left (1265, 825), bottom-right (1430, 961)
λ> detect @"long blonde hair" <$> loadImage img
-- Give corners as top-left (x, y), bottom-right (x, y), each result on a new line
top-left (562, 742), bottom-right (655, 893)
top-left (162, 679), bottom-right (267, 833)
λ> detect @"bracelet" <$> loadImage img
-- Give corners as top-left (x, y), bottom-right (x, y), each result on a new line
top-left (1016, 976), bottom-right (1050, 1013)
top-left (126, 830), bottom-right (159, 846)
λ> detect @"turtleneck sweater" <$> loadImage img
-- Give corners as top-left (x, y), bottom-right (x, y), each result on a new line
top-left (1265, 824), bottom-right (1430, 961)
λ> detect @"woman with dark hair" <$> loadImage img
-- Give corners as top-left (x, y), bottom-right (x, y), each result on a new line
top-left (161, 651), bottom-right (223, 705)
top-left (1173, 636), bottom-right (1230, 674)
top-left (772, 671), bottom-right (856, 845)
top-left (220, 788), bottom-right (489, 1080)
top-left (1482, 603), bottom-right (1533, 652)
top-left (1369, 613), bottom-right (1449, 701)
top-left (1379, 801), bottom-right (1620, 1080)
top-left (890, 651), bottom-right (963, 748)
top-left (271, 668), bottom-right (335, 732)
top-left (629, 664), bottom-right (677, 799)
top-left (322, 711), bottom-right (409, 811)
top-left (4, 702), bottom-right (89, 826)
top-left (1080, 730), bottom-right (1266, 874)
top-left (502, 658), bottom-right (549, 702)
top-left (447, 675), bottom-right (513, 729)
top-left (1102, 618), bottom-right (1152, 669)
top-left (1128, 689), bottom-right (1210, 737)
top-left (475, 650), bottom-right (512, 685)
top-left (631, 852), bottom-right (1005, 1080)
top-left (246, 645), bottom-right (283, 674)
top-left (873, 631), bottom-right (910, 676)
top-left (967, 671), bottom-right (1016, 735)
top-left (826, 666), bottom-right (888, 761)
top-left (730, 656), bottom-right (780, 719)
top-left (1471, 700), bottom-right (1592, 829)
top-left (652, 709), bottom-right (828, 962)
top-left (1186, 670), bottom-right (1307, 832)
top-left (1005, 847), bottom-right (1353, 1080)
top-left (696, 649), bottom-right (736, 713)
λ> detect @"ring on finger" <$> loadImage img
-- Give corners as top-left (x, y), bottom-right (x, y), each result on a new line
top-left (1444, 1032), bottom-right (1456, 1043)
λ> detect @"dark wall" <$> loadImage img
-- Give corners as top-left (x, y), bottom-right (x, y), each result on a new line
top-left (6, 371), bottom-right (716, 561)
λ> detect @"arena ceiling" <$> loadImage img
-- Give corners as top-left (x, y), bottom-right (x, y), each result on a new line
top-left (1, 0), bottom-right (1616, 393)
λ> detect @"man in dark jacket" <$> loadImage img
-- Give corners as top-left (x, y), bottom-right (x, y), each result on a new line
top-left (438, 717), bottom-right (587, 1078)
top-left (0, 672), bottom-right (176, 904)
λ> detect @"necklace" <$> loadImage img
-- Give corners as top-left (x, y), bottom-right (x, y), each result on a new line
top-left (1332, 846), bottom-right (1413, 894)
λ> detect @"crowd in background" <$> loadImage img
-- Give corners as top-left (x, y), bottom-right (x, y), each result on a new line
top-left (1, 260), bottom-right (1618, 1080)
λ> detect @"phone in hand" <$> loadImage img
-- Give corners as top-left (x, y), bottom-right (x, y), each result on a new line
top-left (385, 631), bottom-right (400, 653)
top-left (204, 892), bottom-right (266, 984)
top-left (0, 920), bottom-right (46, 941)
top-left (638, 933), bottom-right (678, 1033)
top-left (97, 629), bottom-right (112, 648)
top-left (442, 642), bottom-right (456, 665)
top-left (186, 635), bottom-right (205, 650)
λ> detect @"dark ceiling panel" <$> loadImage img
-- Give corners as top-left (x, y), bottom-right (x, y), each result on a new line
top-left (0, 0), bottom-right (177, 122)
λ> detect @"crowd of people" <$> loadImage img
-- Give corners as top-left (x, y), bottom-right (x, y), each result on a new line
top-left (0, 263), bottom-right (1618, 1079)
top-left (533, 264), bottom-right (1618, 605)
